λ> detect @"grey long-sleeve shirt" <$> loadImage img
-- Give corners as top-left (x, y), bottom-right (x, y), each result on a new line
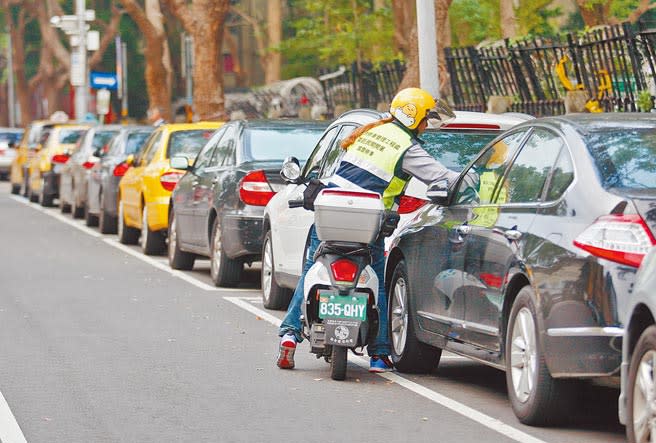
top-left (401, 143), bottom-right (460, 186)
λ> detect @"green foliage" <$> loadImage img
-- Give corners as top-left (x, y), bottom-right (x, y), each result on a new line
top-left (449, 0), bottom-right (499, 47)
top-left (516, 1), bottom-right (561, 37)
top-left (280, 0), bottom-right (397, 77)
top-left (637, 90), bottom-right (654, 112)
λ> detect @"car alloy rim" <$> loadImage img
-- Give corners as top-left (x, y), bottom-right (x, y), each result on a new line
top-left (118, 201), bottom-right (124, 238)
top-left (632, 349), bottom-right (656, 442)
top-left (262, 237), bottom-right (273, 302)
top-left (211, 224), bottom-right (221, 279)
top-left (169, 215), bottom-right (177, 259)
top-left (390, 277), bottom-right (408, 356)
top-left (510, 306), bottom-right (537, 403)
top-left (141, 206), bottom-right (148, 247)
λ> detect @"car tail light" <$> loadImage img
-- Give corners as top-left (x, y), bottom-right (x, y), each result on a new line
top-left (82, 160), bottom-right (97, 169)
top-left (52, 154), bottom-right (70, 164)
top-left (573, 214), bottom-right (656, 268)
top-left (113, 162), bottom-right (130, 177)
top-left (239, 170), bottom-right (275, 206)
top-left (160, 171), bottom-right (183, 191)
top-left (398, 195), bottom-right (428, 214)
top-left (321, 189), bottom-right (380, 199)
top-left (330, 258), bottom-right (359, 283)
top-left (440, 123), bottom-right (501, 130)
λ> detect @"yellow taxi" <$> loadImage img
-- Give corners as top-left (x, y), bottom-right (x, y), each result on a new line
top-left (10, 120), bottom-right (56, 196)
top-left (117, 122), bottom-right (222, 254)
top-left (26, 123), bottom-right (91, 206)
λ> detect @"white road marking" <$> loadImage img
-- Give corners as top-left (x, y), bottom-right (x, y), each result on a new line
top-left (10, 194), bottom-right (543, 443)
top-left (224, 295), bottom-right (548, 443)
top-left (0, 391), bottom-right (28, 443)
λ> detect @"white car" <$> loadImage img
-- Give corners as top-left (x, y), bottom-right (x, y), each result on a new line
top-left (261, 109), bottom-right (532, 309)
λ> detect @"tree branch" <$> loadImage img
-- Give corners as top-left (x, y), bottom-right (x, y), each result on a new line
top-left (162, 0), bottom-right (194, 32)
top-left (89, 4), bottom-right (124, 68)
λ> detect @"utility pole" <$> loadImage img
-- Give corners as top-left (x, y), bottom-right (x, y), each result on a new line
top-left (7, 31), bottom-right (16, 127)
top-left (416, 0), bottom-right (440, 98)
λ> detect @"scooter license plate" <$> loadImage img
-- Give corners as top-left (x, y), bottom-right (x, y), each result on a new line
top-left (318, 292), bottom-right (367, 321)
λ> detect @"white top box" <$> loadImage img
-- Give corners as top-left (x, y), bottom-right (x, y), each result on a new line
top-left (314, 189), bottom-right (384, 244)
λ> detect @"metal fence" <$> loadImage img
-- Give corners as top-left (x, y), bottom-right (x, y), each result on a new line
top-left (317, 61), bottom-right (406, 117)
top-left (445, 23), bottom-right (656, 116)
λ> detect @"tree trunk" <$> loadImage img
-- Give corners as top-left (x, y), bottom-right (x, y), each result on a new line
top-left (500, 0), bottom-right (518, 39)
top-left (576, 0), bottom-right (611, 26)
top-left (265, 0), bottom-right (282, 84)
top-left (119, 0), bottom-right (173, 120)
top-left (5, 5), bottom-right (32, 125)
top-left (166, 0), bottom-right (230, 120)
top-left (392, 0), bottom-right (414, 56)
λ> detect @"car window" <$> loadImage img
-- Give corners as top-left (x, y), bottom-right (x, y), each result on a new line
top-left (167, 129), bottom-right (216, 160)
top-left (243, 126), bottom-right (326, 161)
top-left (545, 147), bottom-right (575, 201)
top-left (212, 125), bottom-right (237, 167)
top-left (302, 126), bottom-right (340, 179)
top-left (455, 130), bottom-right (527, 205)
top-left (93, 130), bottom-right (120, 153)
top-left (585, 127), bottom-right (656, 190)
top-left (499, 128), bottom-right (564, 204)
top-left (194, 128), bottom-right (225, 170)
top-left (124, 131), bottom-right (154, 156)
top-left (140, 131), bottom-right (162, 166)
top-left (58, 129), bottom-right (85, 144)
top-left (320, 125), bottom-right (356, 178)
top-left (422, 131), bottom-right (498, 172)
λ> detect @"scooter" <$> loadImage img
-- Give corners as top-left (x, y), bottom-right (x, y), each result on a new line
top-left (288, 187), bottom-right (385, 380)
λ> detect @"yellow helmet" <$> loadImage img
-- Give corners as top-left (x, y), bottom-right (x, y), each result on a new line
top-left (486, 140), bottom-right (509, 169)
top-left (390, 88), bottom-right (455, 130)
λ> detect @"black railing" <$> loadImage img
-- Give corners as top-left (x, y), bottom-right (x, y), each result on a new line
top-left (445, 23), bottom-right (656, 116)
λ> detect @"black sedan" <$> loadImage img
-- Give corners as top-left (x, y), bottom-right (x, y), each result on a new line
top-left (87, 126), bottom-right (154, 233)
top-left (385, 113), bottom-right (656, 425)
top-left (169, 119), bottom-right (329, 287)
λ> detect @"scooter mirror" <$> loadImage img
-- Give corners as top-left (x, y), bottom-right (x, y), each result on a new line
top-left (280, 156), bottom-right (301, 183)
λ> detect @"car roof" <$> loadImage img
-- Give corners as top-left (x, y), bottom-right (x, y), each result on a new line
top-left (160, 122), bottom-right (224, 132)
top-left (237, 119), bottom-right (330, 130)
top-left (434, 111), bottom-right (534, 131)
top-left (526, 112), bottom-right (656, 132)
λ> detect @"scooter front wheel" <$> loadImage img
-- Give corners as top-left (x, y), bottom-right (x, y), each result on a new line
top-left (330, 346), bottom-right (348, 380)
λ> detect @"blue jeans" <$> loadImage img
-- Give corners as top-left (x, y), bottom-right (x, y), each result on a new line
top-left (279, 225), bottom-right (390, 357)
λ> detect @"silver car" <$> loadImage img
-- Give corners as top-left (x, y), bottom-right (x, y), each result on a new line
top-left (620, 245), bottom-right (656, 443)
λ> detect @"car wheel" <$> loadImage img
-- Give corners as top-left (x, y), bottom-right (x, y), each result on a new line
top-left (59, 194), bottom-right (71, 213)
top-left (40, 178), bottom-right (54, 207)
top-left (168, 209), bottom-right (195, 270)
top-left (11, 183), bottom-right (20, 195)
top-left (84, 204), bottom-right (98, 227)
top-left (210, 218), bottom-right (242, 287)
top-left (389, 260), bottom-right (442, 373)
top-left (140, 205), bottom-right (165, 255)
top-left (71, 185), bottom-right (84, 218)
top-left (505, 286), bottom-right (576, 425)
top-left (627, 325), bottom-right (656, 443)
top-left (98, 191), bottom-right (117, 234)
top-left (118, 200), bottom-right (139, 245)
top-left (29, 189), bottom-right (39, 203)
top-left (261, 230), bottom-right (293, 310)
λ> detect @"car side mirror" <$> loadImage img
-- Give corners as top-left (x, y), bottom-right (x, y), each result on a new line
top-left (125, 154), bottom-right (135, 166)
top-left (280, 156), bottom-right (301, 183)
top-left (170, 155), bottom-right (190, 171)
top-left (426, 179), bottom-right (450, 206)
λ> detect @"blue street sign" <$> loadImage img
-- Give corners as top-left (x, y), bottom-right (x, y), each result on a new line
top-left (90, 71), bottom-right (118, 90)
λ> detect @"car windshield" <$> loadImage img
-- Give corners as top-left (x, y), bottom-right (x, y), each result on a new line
top-left (59, 129), bottom-right (85, 144)
top-left (586, 128), bottom-right (656, 190)
top-left (0, 131), bottom-right (22, 144)
top-left (167, 129), bottom-right (215, 158)
top-left (421, 131), bottom-right (498, 172)
top-left (92, 130), bottom-right (120, 150)
top-left (125, 131), bottom-right (153, 155)
top-left (244, 127), bottom-right (326, 161)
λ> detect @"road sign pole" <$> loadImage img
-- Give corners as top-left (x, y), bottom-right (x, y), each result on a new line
top-left (75, 0), bottom-right (88, 120)
top-left (121, 42), bottom-right (128, 121)
top-left (7, 31), bottom-right (16, 127)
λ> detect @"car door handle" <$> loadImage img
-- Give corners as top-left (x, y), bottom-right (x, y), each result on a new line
top-left (455, 224), bottom-right (471, 236)
top-left (504, 229), bottom-right (522, 241)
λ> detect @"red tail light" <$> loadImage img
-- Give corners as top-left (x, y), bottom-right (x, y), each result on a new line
top-left (330, 258), bottom-right (359, 283)
top-left (113, 162), bottom-right (130, 177)
top-left (160, 171), bottom-right (183, 191)
top-left (82, 160), bottom-right (96, 169)
top-left (398, 195), bottom-right (428, 214)
top-left (573, 214), bottom-right (656, 268)
top-left (51, 154), bottom-right (70, 164)
top-left (239, 170), bottom-right (275, 206)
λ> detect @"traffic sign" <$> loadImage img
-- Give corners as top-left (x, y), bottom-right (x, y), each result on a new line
top-left (90, 71), bottom-right (118, 90)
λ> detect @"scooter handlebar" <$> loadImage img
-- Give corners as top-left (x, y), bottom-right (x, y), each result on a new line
top-left (288, 199), bottom-right (304, 208)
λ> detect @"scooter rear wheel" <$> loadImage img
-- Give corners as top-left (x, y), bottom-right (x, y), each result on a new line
top-left (330, 346), bottom-right (347, 381)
